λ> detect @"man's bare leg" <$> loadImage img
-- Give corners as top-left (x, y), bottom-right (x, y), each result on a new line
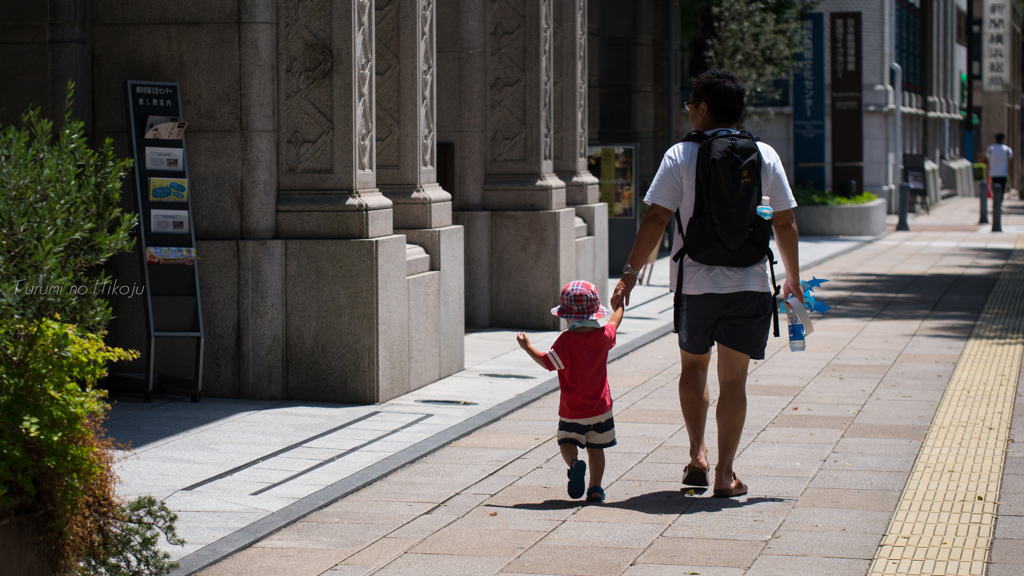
top-left (713, 343), bottom-right (751, 492)
top-left (679, 349), bottom-right (712, 470)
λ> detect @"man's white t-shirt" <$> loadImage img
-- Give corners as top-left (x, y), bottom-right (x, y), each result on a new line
top-left (644, 130), bottom-right (797, 295)
top-left (987, 143), bottom-right (1013, 177)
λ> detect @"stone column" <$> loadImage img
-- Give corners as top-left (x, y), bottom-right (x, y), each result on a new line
top-left (553, 0), bottom-right (606, 303)
top-left (241, 0), bottom-right (277, 239)
top-left (277, 0), bottom-right (409, 403)
top-left (553, 0), bottom-right (598, 206)
top-left (276, 0), bottom-right (393, 238)
top-left (485, 0), bottom-right (575, 330)
top-left (376, 0), bottom-right (465, 387)
top-left (375, 0), bottom-right (452, 229)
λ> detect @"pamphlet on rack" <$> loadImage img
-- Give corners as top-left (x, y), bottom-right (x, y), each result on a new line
top-left (151, 209), bottom-right (189, 234)
top-left (145, 147), bottom-right (184, 171)
top-left (148, 178), bottom-right (188, 202)
top-left (146, 247), bottom-right (195, 265)
top-left (143, 116), bottom-right (187, 139)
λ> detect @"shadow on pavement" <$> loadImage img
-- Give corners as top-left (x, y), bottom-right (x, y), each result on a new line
top-left (499, 491), bottom-right (781, 514)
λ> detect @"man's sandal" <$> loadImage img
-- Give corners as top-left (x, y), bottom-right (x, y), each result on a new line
top-left (567, 459), bottom-right (587, 499)
top-left (586, 486), bottom-right (606, 502)
top-left (712, 473), bottom-right (748, 498)
top-left (681, 464), bottom-right (710, 487)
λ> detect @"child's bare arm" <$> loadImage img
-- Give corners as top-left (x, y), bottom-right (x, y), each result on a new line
top-left (516, 332), bottom-right (549, 369)
top-left (605, 303), bottom-right (625, 329)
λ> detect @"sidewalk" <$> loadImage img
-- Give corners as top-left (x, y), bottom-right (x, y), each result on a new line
top-left (108, 221), bottom-right (868, 574)
top-left (184, 196), bottom-right (1024, 576)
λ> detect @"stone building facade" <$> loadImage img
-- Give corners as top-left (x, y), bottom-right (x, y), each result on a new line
top-left (738, 0), bottom-right (978, 210)
top-left (0, 0), bottom-right (610, 403)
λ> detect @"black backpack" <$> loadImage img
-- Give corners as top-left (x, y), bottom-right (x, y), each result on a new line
top-left (672, 130), bottom-right (781, 337)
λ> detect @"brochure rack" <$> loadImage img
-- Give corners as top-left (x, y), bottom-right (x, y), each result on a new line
top-left (108, 80), bottom-right (204, 402)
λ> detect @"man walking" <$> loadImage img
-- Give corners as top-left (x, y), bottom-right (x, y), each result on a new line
top-left (610, 69), bottom-right (801, 497)
top-left (986, 133), bottom-right (1013, 198)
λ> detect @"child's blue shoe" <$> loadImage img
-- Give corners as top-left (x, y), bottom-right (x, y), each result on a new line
top-left (586, 486), bottom-right (605, 502)
top-left (567, 459), bottom-right (587, 499)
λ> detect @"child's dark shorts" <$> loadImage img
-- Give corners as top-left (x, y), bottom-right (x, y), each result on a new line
top-left (677, 291), bottom-right (773, 360)
top-left (556, 409), bottom-right (616, 449)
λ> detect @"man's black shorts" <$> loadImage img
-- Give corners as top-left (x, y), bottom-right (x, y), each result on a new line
top-left (676, 291), bottom-right (773, 360)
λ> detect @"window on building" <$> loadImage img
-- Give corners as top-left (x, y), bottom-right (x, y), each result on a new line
top-left (956, 7), bottom-right (967, 46)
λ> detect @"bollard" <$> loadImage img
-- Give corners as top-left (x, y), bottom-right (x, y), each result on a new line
top-left (992, 182), bottom-right (1004, 232)
top-left (896, 183), bottom-right (910, 231)
top-left (979, 181), bottom-right (989, 224)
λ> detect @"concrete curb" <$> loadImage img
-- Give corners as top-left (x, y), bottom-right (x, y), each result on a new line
top-left (171, 233), bottom-right (880, 575)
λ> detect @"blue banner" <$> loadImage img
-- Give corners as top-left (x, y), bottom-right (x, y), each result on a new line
top-left (793, 12), bottom-right (825, 191)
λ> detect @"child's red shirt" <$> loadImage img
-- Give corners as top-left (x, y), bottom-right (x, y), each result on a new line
top-left (540, 325), bottom-right (616, 419)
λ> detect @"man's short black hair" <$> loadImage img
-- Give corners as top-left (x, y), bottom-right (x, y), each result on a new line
top-left (690, 69), bottom-right (745, 125)
top-left (996, 133), bottom-right (1005, 143)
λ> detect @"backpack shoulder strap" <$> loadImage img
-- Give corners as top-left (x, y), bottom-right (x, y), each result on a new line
top-left (681, 130), bottom-right (708, 144)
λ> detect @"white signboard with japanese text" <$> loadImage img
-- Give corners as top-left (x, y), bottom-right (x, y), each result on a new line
top-left (983, 0), bottom-right (1011, 92)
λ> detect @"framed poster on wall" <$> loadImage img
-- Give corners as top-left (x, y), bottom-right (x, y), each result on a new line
top-left (587, 145), bottom-right (637, 219)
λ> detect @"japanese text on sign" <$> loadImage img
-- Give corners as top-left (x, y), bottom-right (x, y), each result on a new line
top-left (983, 0), bottom-right (1010, 92)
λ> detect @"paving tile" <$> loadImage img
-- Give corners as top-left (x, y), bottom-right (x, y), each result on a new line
top-left (997, 492), bottom-right (1024, 516)
top-left (412, 526), bottom-right (546, 558)
top-left (746, 554), bottom-right (871, 576)
top-left (502, 544), bottom-right (640, 576)
top-left (621, 566), bottom-right (745, 576)
top-left (819, 451), bottom-right (917, 472)
top-left (544, 520), bottom-right (664, 549)
top-left (305, 500), bottom-right (435, 524)
top-left (753, 427), bottom-right (844, 444)
top-left (339, 537), bottom-right (419, 566)
top-left (322, 565), bottom-right (373, 576)
top-left (989, 539), bottom-right (1024, 564)
top-left (373, 553), bottom-right (509, 576)
top-left (663, 509), bottom-right (782, 540)
top-left (832, 437), bottom-right (922, 454)
top-left (769, 415), bottom-right (854, 429)
top-left (379, 514), bottom-right (453, 539)
top-left (254, 521), bottom-right (394, 551)
top-left (199, 547), bottom-right (353, 576)
top-left (770, 524), bottom-right (880, 557)
top-left (795, 488), bottom-right (902, 512)
top-left (615, 408), bottom-right (683, 424)
top-left (987, 564), bottom-right (1024, 576)
top-left (636, 536), bottom-right (763, 568)
top-left (843, 423), bottom-right (928, 439)
top-left (995, 515), bottom-right (1024, 540)
top-left (451, 432), bottom-right (548, 450)
top-left (779, 507), bottom-right (892, 534)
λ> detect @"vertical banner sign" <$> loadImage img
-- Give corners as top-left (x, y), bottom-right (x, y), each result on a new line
top-left (983, 0), bottom-right (1010, 92)
top-left (830, 12), bottom-right (863, 195)
top-left (793, 12), bottom-right (825, 190)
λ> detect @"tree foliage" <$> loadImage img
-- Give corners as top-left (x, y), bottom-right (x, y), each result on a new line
top-left (1, 85), bottom-right (182, 575)
top-left (685, 0), bottom-right (817, 130)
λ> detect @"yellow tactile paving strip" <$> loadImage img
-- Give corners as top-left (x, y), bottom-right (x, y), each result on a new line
top-left (869, 236), bottom-right (1024, 576)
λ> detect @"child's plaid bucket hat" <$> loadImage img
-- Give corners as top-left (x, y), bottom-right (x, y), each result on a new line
top-left (550, 280), bottom-right (610, 321)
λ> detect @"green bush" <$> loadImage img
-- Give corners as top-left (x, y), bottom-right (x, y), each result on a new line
top-left (792, 185), bottom-right (878, 207)
top-left (1, 86), bottom-right (182, 574)
top-left (974, 162), bottom-right (987, 181)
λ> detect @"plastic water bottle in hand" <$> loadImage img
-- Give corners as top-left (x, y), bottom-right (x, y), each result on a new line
top-left (756, 196), bottom-right (773, 220)
top-left (784, 300), bottom-right (806, 352)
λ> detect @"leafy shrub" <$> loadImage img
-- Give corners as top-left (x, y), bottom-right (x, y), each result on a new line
top-left (77, 495), bottom-right (185, 576)
top-left (1, 86), bottom-right (181, 574)
top-left (792, 185), bottom-right (878, 207)
top-left (974, 162), bottom-right (987, 181)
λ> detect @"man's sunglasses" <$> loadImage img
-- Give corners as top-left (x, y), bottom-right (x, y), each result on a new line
top-left (684, 101), bottom-right (703, 111)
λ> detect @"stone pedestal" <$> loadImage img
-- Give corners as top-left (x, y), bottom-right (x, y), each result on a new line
top-left (285, 236), bottom-right (409, 403)
top-left (491, 208), bottom-right (575, 330)
top-left (238, 240), bottom-right (286, 399)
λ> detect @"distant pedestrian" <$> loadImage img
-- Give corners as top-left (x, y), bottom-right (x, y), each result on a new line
top-left (517, 281), bottom-right (624, 502)
top-left (986, 133), bottom-right (1013, 197)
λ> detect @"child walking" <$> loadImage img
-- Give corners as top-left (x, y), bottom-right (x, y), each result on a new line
top-left (517, 280), bottom-right (624, 502)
